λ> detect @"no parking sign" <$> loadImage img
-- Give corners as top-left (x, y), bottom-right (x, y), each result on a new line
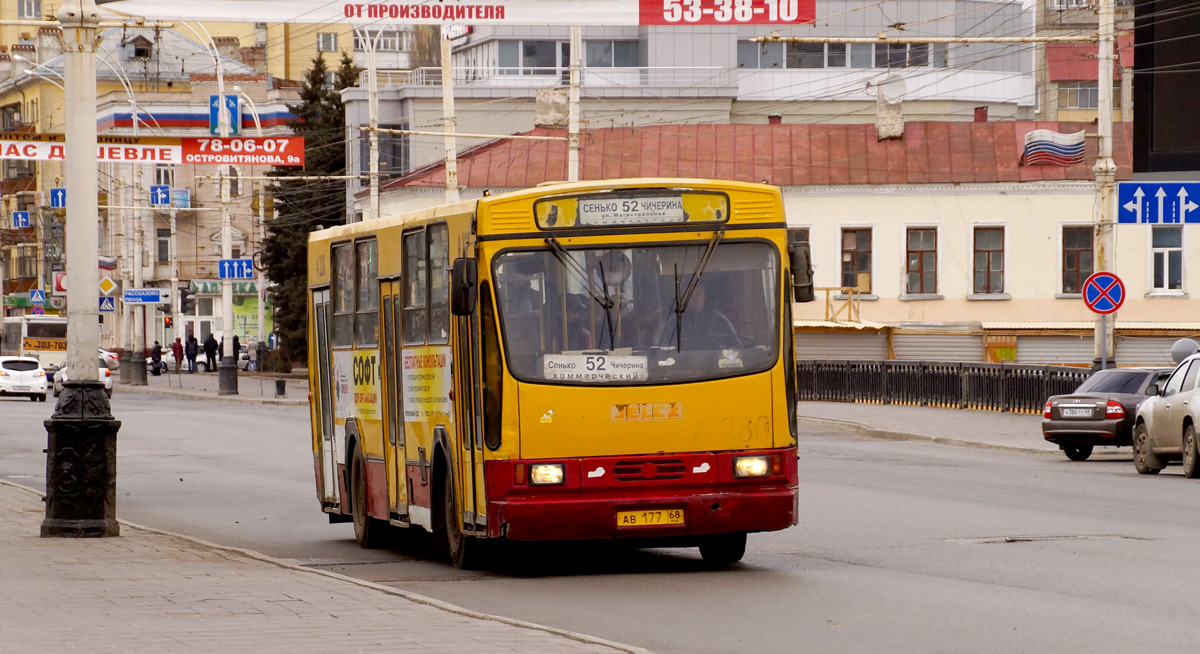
top-left (1083, 272), bottom-right (1125, 315)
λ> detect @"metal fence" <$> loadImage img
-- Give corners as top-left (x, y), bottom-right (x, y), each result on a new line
top-left (796, 360), bottom-right (1092, 414)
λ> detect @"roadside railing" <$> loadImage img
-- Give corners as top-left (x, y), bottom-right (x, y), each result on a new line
top-left (796, 360), bottom-right (1091, 414)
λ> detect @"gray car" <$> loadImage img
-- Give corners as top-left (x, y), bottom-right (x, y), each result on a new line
top-left (1133, 353), bottom-right (1200, 476)
top-left (1043, 367), bottom-right (1172, 461)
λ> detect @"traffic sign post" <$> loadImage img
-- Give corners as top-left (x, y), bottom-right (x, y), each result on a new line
top-left (29, 289), bottom-right (46, 304)
top-left (122, 288), bottom-right (169, 304)
top-left (12, 211), bottom-right (29, 228)
top-left (98, 296), bottom-right (116, 312)
top-left (1084, 271), bottom-right (1125, 371)
top-left (150, 185), bottom-right (170, 206)
top-left (49, 187), bottom-right (66, 208)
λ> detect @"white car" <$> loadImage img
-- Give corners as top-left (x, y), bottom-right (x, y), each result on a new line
top-left (100, 349), bottom-right (120, 370)
top-left (53, 358), bottom-right (114, 398)
top-left (0, 356), bottom-right (48, 402)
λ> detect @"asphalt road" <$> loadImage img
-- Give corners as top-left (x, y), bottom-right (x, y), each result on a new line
top-left (6, 394), bottom-right (1200, 653)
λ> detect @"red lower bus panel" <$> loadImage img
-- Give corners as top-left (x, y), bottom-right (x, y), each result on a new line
top-left (485, 449), bottom-right (798, 541)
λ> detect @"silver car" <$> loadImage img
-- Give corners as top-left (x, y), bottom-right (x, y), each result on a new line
top-left (1133, 353), bottom-right (1200, 476)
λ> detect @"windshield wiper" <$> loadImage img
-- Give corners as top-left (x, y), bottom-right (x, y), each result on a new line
top-left (677, 230), bottom-right (724, 314)
top-left (545, 237), bottom-right (616, 348)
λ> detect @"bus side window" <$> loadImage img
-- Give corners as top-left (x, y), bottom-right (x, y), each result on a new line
top-left (403, 230), bottom-right (427, 345)
top-left (481, 282), bottom-right (503, 450)
top-left (428, 224), bottom-right (450, 345)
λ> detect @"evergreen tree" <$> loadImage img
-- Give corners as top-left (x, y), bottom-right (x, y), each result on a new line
top-left (264, 52), bottom-right (358, 363)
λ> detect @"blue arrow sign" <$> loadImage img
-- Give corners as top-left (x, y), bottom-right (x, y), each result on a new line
top-left (122, 288), bottom-right (164, 304)
top-left (49, 187), bottom-right (66, 208)
top-left (11, 211), bottom-right (29, 228)
top-left (209, 94), bottom-right (240, 136)
top-left (28, 289), bottom-right (46, 304)
top-left (219, 258), bottom-right (256, 280)
top-left (150, 185), bottom-right (170, 206)
top-left (1118, 182), bottom-right (1200, 224)
top-left (99, 296), bottom-right (116, 312)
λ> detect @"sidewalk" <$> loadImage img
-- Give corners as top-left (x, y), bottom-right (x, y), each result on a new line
top-left (796, 400), bottom-right (1059, 454)
top-left (114, 368), bottom-right (310, 407)
top-left (0, 480), bottom-right (648, 653)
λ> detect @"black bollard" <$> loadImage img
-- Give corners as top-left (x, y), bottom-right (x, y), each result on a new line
top-left (218, 354), bottom-right (239, 395)
top-left (42, 380), bottom-right (121, 538)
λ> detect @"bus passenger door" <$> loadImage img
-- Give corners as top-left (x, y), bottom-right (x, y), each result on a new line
top-left (380, 281), bottom-right (408, 521)
top-left (312, 289), bottom-right (340, 509)
top-left (453, 305), bottom-right (485, 531)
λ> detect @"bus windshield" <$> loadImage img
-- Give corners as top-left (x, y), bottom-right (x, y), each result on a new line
top-left (493, 240), bottom-right (779, 385)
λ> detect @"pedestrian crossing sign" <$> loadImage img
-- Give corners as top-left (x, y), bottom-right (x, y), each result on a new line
top-left (99, 296), bottom-right (116, 312)
top-left (29, 289), bottom-right (46, 304)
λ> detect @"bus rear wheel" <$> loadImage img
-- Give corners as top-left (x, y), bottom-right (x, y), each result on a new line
top-left (351, 445), bottom-right (385, 548)
top-left (699, 532), bottom-right (747, 566)
top-left (442, 473), bottom-right (484, 570)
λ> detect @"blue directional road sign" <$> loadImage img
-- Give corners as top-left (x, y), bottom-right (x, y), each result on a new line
top-left (28, 289), bottom-right (46, 304)
top-left (49, 187), bottom-right (66, 208)
top-left (11, 211), bottom-right (29, 228)
top-left (150, 185), bottom-right (170, 206)
top-left (1117, 182), bottom-right (1200, 224)
top-left (98, 296), bottom-right (116, 313)
top-left (122, 288), bottom-right (166, 304)
top-left (267, 332), bottom-right (279, 350)
top-left (209, 94), bottom-right (240, 136)
top-left (219, 258), bottom-right (256, 280)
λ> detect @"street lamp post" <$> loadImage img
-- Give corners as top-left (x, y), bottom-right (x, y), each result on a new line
top-left (43, 0), bottom-right (121, 538)
top-left (232, 86), bottom-right (268, 350)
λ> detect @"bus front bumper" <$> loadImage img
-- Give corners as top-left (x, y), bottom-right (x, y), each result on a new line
top-left (488, 487), bottom-right (798, 542)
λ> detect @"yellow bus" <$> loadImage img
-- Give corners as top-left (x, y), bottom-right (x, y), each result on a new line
top-left (307, 178), bottom-right (813, 568)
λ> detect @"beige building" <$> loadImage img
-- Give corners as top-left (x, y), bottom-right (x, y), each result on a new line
top-left (371, 120), bottom-right (1195, 367)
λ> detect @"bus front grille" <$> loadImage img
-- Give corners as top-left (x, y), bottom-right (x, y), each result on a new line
top-left (613, 459), bottom-right (686, 482)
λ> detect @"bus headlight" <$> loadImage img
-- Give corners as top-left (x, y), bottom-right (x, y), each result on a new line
top-left (529, 463), bottom-right (565, 485)
top-left (733, 455), bottom-right (770, 478)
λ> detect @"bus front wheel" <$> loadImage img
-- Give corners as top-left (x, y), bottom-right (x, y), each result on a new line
top-left (442, 472), bottom-right (484, 570)
top-left (699, 532), bottom-right (747, 566)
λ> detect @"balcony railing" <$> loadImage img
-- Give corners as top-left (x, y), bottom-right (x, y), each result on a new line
top-left (796, 360), bottom-right (1090, 414)
top-left (364, 66), bottom-right (733, 90)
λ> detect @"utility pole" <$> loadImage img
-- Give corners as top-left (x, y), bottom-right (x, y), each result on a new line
top-left (214, 48), bottom-right (237, 395)
top-left (441, 34), bottom-right (459, 203)
top-left (1093, 0), bottom-right (1117, 369)
top-left (129, 162), bottom-right (147, 385)
top-left (43, 0), bottom-right (121, 537)
top-left (257, 186), bottom-right (266, 346)
top-left (119, 165), bottom-right (134, 384)
top-left (568, 26), bottom-right (581, 182)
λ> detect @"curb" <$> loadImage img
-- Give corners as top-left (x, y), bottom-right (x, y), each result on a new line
top-left (0, 479), bottom-right (653, 654)
top-left (115, 383), bottom-right (308, 407)
top-left (795, 415), bottom-right (1059, 455)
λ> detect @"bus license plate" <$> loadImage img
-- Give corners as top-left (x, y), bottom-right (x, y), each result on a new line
top-left (1062, 408), bottom-right (1093, 417)
top-left (617, 508), bottom-right (685, 528)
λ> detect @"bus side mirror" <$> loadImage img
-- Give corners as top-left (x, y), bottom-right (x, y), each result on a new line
top-left (788, 242), bottom-right (815, 303)
top-left (451, 258), bottom-right (478, 316)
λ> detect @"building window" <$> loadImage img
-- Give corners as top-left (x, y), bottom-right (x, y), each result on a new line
top-left (359, 122), bottom-right (410, 178)
top-left (1151, 225), bottom-right (1183, 291)
top-left (497, 39), bottom-right (562, 75)
top-left (872, 43), bottom-right (947, 69)
top-left (973, 227), bottom-right (1005, 294)
top-left (353, 29), bottom-right (407, 52)
top-left (585, 40), bottom-right (638, 67)
top-left (906, 228), bottom-right (937, 294)
top-left (154, 163), bottom-right (173, 188)
top-left (737, 41), bottom-right (783, 68)
top-left (157, 228), bottom-right (170, 263)
top-left (1049, 0), bottom-right (1090, 8)
top-left (786, 43), bottom-right (826, 69)
top-left (226, 166), bottom-right (241, 196)
top-left (17, 0), bottom-right (41, 19)
top-left (841, 228), bottom-right (872, 292)
top-left (1062, 226), bottom-right (1093, 293)
top-left (317, 32), bottom-right (338, 52)
top-left (787, 228), bottom-right (809, 245)
top-left (17, 245), bottom-right (37, 278)
top-left (1, 103), bottom-right (21, 130)
top-left (1057, 81), bottom-right (1122, 109)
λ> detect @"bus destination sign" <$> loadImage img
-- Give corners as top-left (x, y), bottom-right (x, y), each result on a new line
top-left (536, 192), bottom-right (729, 229)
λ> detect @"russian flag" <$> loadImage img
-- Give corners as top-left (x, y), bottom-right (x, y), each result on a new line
top-left (1020, 129), bottom-right (1087, 166)
top-left (98, 255), bottom-right (117, 271)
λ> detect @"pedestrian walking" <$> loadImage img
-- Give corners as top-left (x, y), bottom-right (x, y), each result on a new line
top-left (232, 334), bottom-right (241, 367)
top-left (171, 337), bottom-right (183, 373)
top-left (185, 335), bottom-right (198, 373)
top-left (150, 341), bottom-right (163, 376)
top-left (203, 334), bottom-right (218, 372)
top-left (247, 338), bottom-right (258, 372)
